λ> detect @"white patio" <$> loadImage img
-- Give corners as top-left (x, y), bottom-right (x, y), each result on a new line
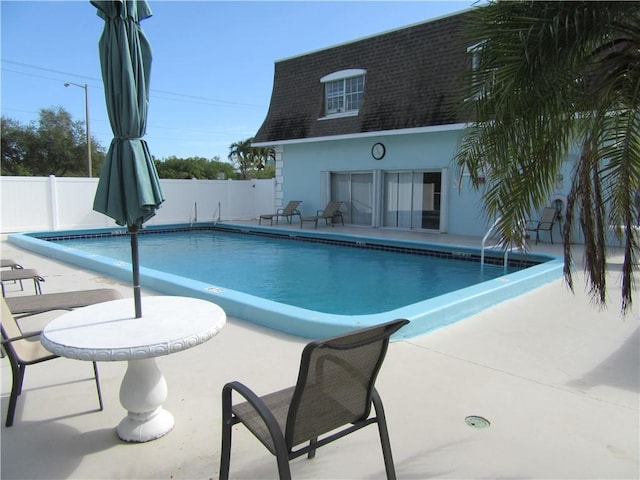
top-left (1, 226), bottom-right (638, 479)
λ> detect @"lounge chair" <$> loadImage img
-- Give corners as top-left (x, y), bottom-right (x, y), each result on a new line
top-left (525, 207), bottom-right (558, 244)
top-left (259, 200), bottom-right (302, 225)
top-left (1, 269), bottom-right (44, 296)
top-left (0, 260), bottom-right (25, 294)
top-left (1, 259), bottom-right (23, 270)
top-left (0, 298), bottom-right (103, 427)
top-left (5, 288), bottom-right (123, 318)
top-left (219, 318), bottom-right (409, 480)
top-left (300, 201), bottom-right (344, 228)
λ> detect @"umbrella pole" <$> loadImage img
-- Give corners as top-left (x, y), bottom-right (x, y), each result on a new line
top-left (129, 224), bottom-right (143, 318)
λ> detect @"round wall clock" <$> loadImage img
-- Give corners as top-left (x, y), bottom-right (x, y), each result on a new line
top-left (371, 142), bottom-right (386, 160)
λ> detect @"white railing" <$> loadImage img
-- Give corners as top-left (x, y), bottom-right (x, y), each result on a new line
top-left (481, 216), bottom-right (526, 270)
top-left (0, 175), bottom-right (276, 233)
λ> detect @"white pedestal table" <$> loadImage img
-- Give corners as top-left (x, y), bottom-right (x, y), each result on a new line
top-left (41, 296), bottom-right (225, 442)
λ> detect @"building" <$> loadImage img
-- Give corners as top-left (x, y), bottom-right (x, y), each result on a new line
top-left (253, 9), bottom-right (572, 237)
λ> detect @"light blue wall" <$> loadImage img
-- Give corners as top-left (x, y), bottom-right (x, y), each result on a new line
top-left (280, 129), bottom-right (495, 236)
top-left (279, 129), bottom-right (578, 239)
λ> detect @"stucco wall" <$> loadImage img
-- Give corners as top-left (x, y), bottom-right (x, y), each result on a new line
top-left (278, 129), bottom-right (488, 236)
top-left (277, 129), bottom-right (577, 239)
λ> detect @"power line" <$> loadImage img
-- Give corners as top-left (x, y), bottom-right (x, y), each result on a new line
top-left (1, 68), bottom-right (102, 89)
top-left (2, 59), bottom-right (99, 82)
top-left (151, 89), bottom-right (264, 109)
top-left (2, 59), bottom-right (266, 109)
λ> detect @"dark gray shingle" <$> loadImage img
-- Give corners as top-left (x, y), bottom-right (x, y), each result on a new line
top-left (254, 11), bottom-right (471, 143)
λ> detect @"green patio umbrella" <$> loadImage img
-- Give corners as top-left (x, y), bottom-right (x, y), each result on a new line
top-left (91, 0), bottom-right (164, 318)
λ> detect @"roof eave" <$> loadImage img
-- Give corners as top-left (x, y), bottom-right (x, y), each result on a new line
top-left (252, 123), bottom-right (468, 148)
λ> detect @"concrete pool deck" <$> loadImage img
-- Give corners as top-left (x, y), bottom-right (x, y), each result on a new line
top-left (1, 224), bottom-right (638, 479)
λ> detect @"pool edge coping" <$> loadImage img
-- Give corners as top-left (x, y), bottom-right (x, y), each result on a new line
top-left (8, 223), bottom-right (564, 339)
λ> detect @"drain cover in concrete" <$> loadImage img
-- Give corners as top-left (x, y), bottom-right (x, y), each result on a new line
top-left (465, 416), bottom-right (490, 428)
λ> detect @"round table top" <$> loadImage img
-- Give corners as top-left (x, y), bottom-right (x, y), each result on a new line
top-left (41, 296), bottom-right (226, 361)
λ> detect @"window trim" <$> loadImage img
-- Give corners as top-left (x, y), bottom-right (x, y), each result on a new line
top-left (320, 69), bottom-right (366, 83)
top-left (320, 69), bottom-right (366, 119)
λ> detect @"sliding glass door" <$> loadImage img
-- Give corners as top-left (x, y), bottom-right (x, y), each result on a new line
top-left (330, 173), bottom-right (373, 226)
top-left (383, 171), bottom-right (441, 230)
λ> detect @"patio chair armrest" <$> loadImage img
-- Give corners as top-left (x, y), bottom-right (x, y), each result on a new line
top-left (276, 208), bottom-right (285, 215)
top-left (1, 330), bottom-right (42, 344)
top-left (13, 307), bottom-right (74, 320)
top-left (223, 381), bottom-right (280, 425)
top-left (222, 381), bottom-right (287, 452)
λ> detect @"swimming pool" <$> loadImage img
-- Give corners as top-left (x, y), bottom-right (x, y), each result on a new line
top-left (8, 223), bottom-right (563, 339)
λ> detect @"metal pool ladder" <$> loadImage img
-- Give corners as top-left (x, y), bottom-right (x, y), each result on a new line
top-left (481, 217), bottom-right (523, 271)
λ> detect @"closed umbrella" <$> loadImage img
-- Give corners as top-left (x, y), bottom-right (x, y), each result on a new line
top-left (91, 0), bottom-right (164, 318)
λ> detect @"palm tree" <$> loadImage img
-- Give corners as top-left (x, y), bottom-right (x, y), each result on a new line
top-left (228, 138), bottom-right (253, 179)
top-left (228, 138), bottom-right (276, 179)
top-left (254, 145), bottom-right (275, 171)
top-left (455, 1), bottom-right (640, 312)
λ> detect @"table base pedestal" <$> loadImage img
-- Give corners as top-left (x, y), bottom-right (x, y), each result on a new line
top-left (117, 407), bottom-right (174, 443)
top-left (117, 357), bottom-right (175, 442)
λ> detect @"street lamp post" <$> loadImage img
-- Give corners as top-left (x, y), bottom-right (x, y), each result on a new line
top-left (64, 82), bottom-right (92, 177)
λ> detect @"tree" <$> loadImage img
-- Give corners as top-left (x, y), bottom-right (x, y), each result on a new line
top-left (228, 137), bottom-right (275, 179)
top-left (153, 156), bottom-right (236, 179)
top-left (455, 1), bottom-right (640, 311)
top-left (228, 138), bottom-right (253, 179)
top-left (1, 107), bottom-right (105, 177)
top-left (253, 145), bottom-right (276, 179)
top-left (1, 117), bottom-right (30, 175)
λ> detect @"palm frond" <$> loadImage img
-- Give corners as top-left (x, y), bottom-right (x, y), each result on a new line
top-left (455, 0), bottom-right (640, 311)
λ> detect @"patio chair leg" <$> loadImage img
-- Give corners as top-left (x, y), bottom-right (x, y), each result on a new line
top-left (34, 276), bottom-right (44, 295)
top-left (275, 451), bottom-right (292, 480)
top-left (372, 390), bottom-right (397, 480)
top-left (92, 361), bottom-right (104, 411)
top-left (219, 424), bottom-right (232, 479)
top-left (6, 364), bottom-right (26, 427)
top-left (307, 437), bottom-right (318, 459)
top-left (6, 389), bottom-right (18, 427)
top-left (219, 387), bottom-right (233, 480)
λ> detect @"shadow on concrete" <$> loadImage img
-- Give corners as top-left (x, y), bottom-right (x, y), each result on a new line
top-left (1, 421), bottom-right (118, 479)
top-left (568, 326), bottom-right (639, 392)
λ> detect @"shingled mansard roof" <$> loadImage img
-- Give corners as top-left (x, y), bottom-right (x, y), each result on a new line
top-left (253, 10), bottom-right (472, 144)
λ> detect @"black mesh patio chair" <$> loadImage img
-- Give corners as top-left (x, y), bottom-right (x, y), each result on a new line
top-left (0, 298), bottom-right (103, 427)
top-left (525, 206), bottom-right (558, 244)
top-left (219, 318), bottom-right (409, 480)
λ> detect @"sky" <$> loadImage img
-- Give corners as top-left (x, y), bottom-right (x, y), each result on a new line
top-left (1, 0), bottom-right (476, 162)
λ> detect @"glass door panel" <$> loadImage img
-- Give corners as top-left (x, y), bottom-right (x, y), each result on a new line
top-left (421, 172), bottom-right (441, 230)
top-left (330, 172), bottom-right (373, 226)
top-left (383, 171), bottom-right (441, 230)
top-left (351, 173), bottom-right (372, 225)
top-left (383, 172), bottom-right (412, 228)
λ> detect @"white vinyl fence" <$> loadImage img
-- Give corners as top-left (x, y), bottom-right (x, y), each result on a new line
top-left (0, 176), bottom-right (276, 233)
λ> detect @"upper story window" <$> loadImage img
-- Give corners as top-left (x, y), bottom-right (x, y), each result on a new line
top-left (321, 69), bottom-right (366, 117)
top-left (467, 42), bottom-right (494, 100)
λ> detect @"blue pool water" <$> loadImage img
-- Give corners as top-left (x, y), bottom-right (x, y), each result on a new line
top-left (52, 230), bottom-right (525, 315)
top-left (8, 223), bottom-right (563, 339)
